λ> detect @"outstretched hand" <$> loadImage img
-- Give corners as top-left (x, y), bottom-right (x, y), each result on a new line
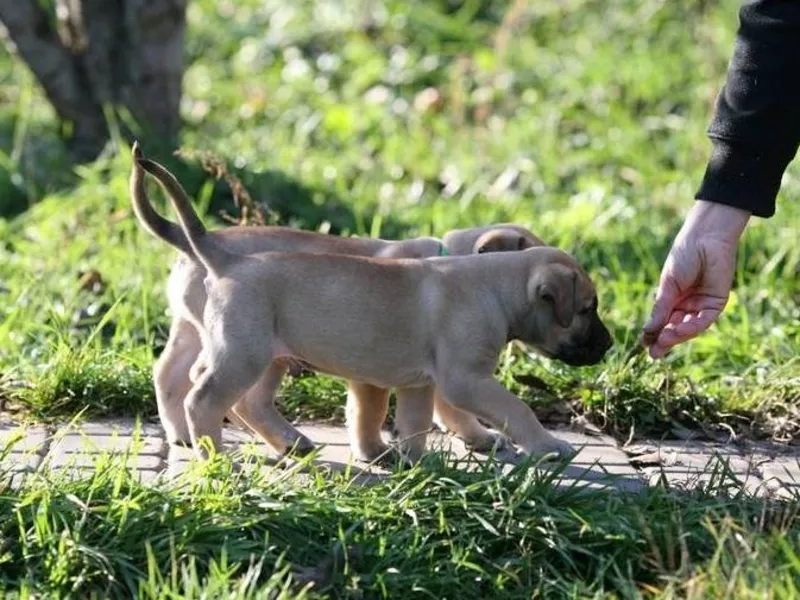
top-left (641, 201), bottom-right (750, 359)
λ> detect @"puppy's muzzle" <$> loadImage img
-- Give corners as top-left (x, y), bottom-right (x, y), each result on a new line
top-left (556, 318), bottom-right (614, 367)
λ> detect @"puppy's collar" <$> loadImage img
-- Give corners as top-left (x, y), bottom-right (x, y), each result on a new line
top-left (438, 244), bottom-right (449, 257)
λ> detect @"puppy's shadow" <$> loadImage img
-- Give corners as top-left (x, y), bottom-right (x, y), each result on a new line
top-left (259, 429), bottom-right (647, 494)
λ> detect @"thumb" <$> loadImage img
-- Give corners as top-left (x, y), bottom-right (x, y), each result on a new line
top-left (641, 279), bottom-right (678, 345)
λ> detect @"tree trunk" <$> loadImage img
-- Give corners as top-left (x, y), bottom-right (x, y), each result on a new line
top-left (0, 0), bottom-right (186, 162)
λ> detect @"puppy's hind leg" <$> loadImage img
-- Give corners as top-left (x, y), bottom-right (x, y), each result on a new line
top-left (345, 381), bottom-right (390, 462)
top-left (232, 360), bottom-right (315, 457)
top-left (184, 339), bottom-right (271, 459)
top-left (154, 317), bottom-right (200, 445)
top-left (393, 385), bottom-right (435, 465)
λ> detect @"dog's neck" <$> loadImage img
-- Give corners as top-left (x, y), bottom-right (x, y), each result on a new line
top-left (487, 254), bottom-right (546, 347)
top-left (457, 253), bottom-right (534, 346)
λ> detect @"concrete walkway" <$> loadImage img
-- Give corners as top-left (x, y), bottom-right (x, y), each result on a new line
top-left (1, 418), bottom-right (797, 498)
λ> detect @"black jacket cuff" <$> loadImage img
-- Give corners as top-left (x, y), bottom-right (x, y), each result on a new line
top-left (695, 139), bottom-right (795, 218)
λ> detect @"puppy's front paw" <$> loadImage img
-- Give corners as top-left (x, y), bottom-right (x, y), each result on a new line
top-left (279, 436), bottom-right (316, 460)
top-left (529, 436), bottom-right (576, 462)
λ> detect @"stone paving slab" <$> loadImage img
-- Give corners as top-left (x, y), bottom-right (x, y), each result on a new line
top-left (0, 425), bottom-right (49, 454)
top-left (1, 419), bottom-right (799, 498)
top-left (47, 451), bottom-right (164, 470)
top-left (625, 438), bottom-right (800, 499)
top-left (761, 457), bottom-right (800, 499)
top-left (3, 452), bottom-right (43, 473)
top-left (548, 431), bottom-right (645, 493)
top-left (762, 458), bottom-right (800, 485)
top-left (49, 432), bottom-right (166, 457)
top-left (62, 419), bottom-right (165, 437)
top-left (640, 465), bottom-right (767, 497)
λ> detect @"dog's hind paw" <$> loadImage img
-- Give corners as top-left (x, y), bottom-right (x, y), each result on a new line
top-left (351, 442), bottom-right (395, 465)
top-left (167, 436), bottom-right (194, 448)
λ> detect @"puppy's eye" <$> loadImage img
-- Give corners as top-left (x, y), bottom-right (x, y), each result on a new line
top-left (477, 246), bottom-right (487, 254)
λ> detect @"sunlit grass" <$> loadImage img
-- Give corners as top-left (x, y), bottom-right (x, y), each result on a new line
top-left (1, 1), bottom-right (799, 596)
top-left (1, 442), bottom-right (798, 598)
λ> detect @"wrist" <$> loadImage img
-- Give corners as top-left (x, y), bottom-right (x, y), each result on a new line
top-left (681, 200), bottom-right (751, 245)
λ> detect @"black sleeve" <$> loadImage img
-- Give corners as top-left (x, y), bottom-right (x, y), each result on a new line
top-left (695, 0), bottom-right (800, 218)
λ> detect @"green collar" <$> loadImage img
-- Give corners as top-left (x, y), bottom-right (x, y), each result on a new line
top-left (438, 244), bottom-right (449, 257)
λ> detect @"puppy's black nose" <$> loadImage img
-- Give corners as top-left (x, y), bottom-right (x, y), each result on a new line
top-left (593, 319), bottom-right (614, 355)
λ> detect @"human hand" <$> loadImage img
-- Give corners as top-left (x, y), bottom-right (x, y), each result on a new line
top-left (641, 200), bottom-right (750, 359)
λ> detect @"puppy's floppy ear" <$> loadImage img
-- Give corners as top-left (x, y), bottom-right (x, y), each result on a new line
top-left (534, 264), bottom-right (577, 328)
top-left (474, 228), bottom-right (531, 254)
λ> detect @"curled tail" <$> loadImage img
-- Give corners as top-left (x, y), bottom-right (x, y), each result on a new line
top-left (132, 144), bottom-right (235, 277)
top-left (129, 142), bottom-right (191, 254)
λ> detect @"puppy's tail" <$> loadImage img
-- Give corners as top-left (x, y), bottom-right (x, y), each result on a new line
top-left (133, 145), bottom-right (235, 277)
top-left (129, 142), bottom-right (192, 255)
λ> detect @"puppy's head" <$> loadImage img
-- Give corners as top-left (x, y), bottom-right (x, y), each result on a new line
top-left (517, 250), bottom-right (613, 366)
top-left (473, 227), bottom-right (543, 254)
top-left (442, 224), bottom-right (545, 256)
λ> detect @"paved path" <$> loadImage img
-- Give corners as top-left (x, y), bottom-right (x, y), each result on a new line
top-left (1, 418), bottom-right (797, 497)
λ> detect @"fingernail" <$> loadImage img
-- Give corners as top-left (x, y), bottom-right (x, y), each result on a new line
top-left (640, 331), bottom-right (658, 346)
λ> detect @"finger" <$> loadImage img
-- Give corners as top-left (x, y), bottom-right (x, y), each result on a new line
top-left (675, 295), bottom-right (728, 314)
top-left (648, 343), bottom-right (670, 360)
top-left (668, 310), bottom-right (687, 326)
top-left (649, 310), bottom-right (722, 357)
top-left (663, 310), bottom-right (720, 340)
top-left (641, 280), bottom-right (680, 344)
top-left (648, 334), bottom-right (678, 359)
top-left (649, 344), bottom-right (672, 360)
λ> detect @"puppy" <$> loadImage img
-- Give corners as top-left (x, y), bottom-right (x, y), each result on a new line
top-left (131, 146), bottom-right (544, 459)
top-left (134, 150), bottom-right (613, 464)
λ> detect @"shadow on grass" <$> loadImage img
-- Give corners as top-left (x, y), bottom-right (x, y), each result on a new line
top-left (0, 119), bottom-right (409, 238)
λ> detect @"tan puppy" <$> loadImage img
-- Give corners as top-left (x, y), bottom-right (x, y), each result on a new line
top-left (134, 151), bottom-right (613, 464)
top-left (131, 148), bottom-right (544, 459)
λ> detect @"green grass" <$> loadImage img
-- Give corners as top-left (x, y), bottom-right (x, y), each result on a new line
top-left (0, 0), bottom-right (797, 438)
top-left (1, 445), bottom-right (799, 598)
top-left (1, 1), bottom-right (799, 595)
